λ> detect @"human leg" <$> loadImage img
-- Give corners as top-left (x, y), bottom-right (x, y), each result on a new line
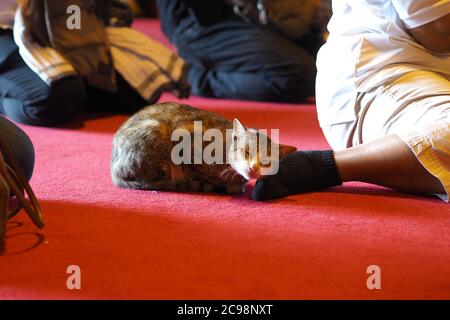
top-left (0, 74), bottom-right (86, 127)
top-left (177, 16), bottom-right (316, 102)
top-left (334, 133), bottom-right (446, 195)
top-left (156, 1), bottom-right (317, 102)
top-left (0, 32), bottom-right (86, 126)
top-left (339, 70), bottom-right (450, 198)
top-left (253, 70), bottom-right (450, 201)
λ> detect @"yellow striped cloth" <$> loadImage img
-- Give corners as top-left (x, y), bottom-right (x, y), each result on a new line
top-left (10, 3), bottom-right (186, 103)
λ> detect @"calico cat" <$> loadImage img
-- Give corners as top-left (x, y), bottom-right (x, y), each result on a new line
top-left (111, 102), bottom-right (296, 194)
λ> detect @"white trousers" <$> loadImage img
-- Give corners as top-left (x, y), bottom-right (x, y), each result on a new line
top-left (322, 70), bottom-right (450, 201)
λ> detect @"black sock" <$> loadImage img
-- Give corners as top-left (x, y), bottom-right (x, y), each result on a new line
top-left (252, 150), bottom-right (342, 201)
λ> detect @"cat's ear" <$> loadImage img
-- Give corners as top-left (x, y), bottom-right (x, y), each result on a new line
top-left (233, 119), bottom-right (246, 135)
top-left (278, 144), bottom-right (297, 159)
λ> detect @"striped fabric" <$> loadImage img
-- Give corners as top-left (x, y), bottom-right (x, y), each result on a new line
top-left (107, 27), bottom-right (186, 102)
top-left (6, 2), bottom-right (186, 102)
top-left (13, 6), bottom-right (78, 85)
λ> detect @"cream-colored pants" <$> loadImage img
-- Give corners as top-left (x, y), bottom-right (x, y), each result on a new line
top-left (322, 70), bottom-right (450, 201)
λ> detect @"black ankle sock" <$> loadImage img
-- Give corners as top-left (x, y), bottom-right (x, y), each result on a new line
top-left (252, 150), bottom-right (342, 201)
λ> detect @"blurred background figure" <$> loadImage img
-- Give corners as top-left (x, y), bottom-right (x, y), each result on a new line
top-left (0, 0), bottom-right (188, 127)
top-left (156, 0), bottom-right (331, 103)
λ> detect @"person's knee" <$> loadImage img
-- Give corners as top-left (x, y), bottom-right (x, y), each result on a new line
top-left (51, 76), bottom-right (86, 122)
top-left (0, 116), bottom-right (35, 180)
top-left (238, 68), bottom-right (316, 103)
top-left (268, 59), bottom-right (317, 103)
top-left (267, 75), bottom-right (315, 103)
top-left (2, 76), bottom-right (86, 126)
top-left (31, 76), bottom-right (86, 126)
top-left (187, 62), bottom-right (317, 103)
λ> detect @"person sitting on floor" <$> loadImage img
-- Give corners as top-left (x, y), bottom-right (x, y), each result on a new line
top-left (156, 0), bottom-right (331, 103)
top-left (0, 0), bottom-right (189, 127)
top-left (253, 0), bottom-right (450, 202)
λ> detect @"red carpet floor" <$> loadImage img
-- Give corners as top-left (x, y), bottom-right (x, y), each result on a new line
top-left (0, 20), bottom-right (449, 300)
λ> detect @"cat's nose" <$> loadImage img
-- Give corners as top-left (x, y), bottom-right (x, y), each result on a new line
top-left (250, 163), bottom-right (261, 179)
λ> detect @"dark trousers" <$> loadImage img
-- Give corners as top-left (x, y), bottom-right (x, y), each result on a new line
top-left (0, 31), bottom-right (147, 127)
top-left (156, 0), bottom-right (320, 103)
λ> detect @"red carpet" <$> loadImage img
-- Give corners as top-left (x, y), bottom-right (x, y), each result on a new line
top-left (0, 20), bottom-right (449, 300)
